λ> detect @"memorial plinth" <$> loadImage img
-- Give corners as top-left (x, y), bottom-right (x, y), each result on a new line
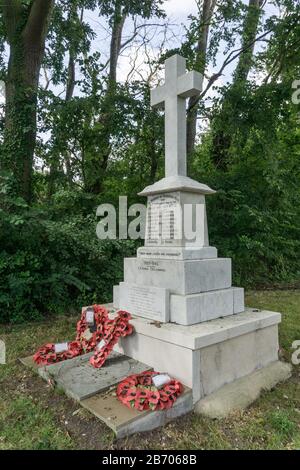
top-left (113, 54), bottom-right (288, 417)
top-left (113, 308), bottom-right (283, 404)
top-left (114, 182), bottom-right (244, 325)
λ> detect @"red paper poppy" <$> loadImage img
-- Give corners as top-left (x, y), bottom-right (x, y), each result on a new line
top-left (118, 311), bottom-right (131, 320)
top-left (134, 394), bottom-right (149, 411)
top-left (123, 387), bottom-right (138, 403)
top-left (147, 390), bottom-right (160, 405)
top-left (164, 384), bottom-right (177, 395)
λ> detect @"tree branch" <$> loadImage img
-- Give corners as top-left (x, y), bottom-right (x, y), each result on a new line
top-left (188, 28), bottom-right (272, 112)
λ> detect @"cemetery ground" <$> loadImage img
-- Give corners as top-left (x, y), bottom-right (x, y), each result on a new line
top-left (0, 290), bottom-right (299, 451)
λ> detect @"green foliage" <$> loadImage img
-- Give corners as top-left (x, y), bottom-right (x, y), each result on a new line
top-left (0, 182), bottom-right (136, 323)
top-left (267, 410), bottom-right (297, 437)
top-left (98, 0), bottom-right (165, 20)
top-left (192, 79), bottom-right (300, 287)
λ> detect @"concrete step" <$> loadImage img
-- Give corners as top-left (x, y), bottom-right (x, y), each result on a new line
top-left (20, 353), bottom-right (192, 438)
top-left (81, 386), bottom-right (193, 439)
top-left (20, 353), bottom-right (151, 401)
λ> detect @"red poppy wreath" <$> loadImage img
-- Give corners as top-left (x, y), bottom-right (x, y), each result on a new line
top-left (90, 310), bottom-right (133, 368)
top-left (33, 305), bottom-right (133, 368)
top-left (116, 370), bottom-right (183, 411)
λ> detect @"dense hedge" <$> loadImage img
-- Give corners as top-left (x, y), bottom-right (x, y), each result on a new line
top-left (0, 190), bottom-right (136, 323)
top-left (193, 127), bottom-right (300, 288)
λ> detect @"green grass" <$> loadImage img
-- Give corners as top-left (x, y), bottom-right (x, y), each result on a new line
top-left (0, 397), bottom-right (73, 450)
top-left (0, 290), bottom-right (299, 450)
top-left (246, 290), bottom-right (300, 360)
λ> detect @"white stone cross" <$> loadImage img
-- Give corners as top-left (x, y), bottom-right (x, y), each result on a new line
top-left (151, 54), bottom-right (203, 178)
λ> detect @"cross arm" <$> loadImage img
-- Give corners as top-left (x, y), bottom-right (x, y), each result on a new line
top-left (177, 71), bottom-right (203, 98)
top-left (151, 84), bottom-right (166, 108)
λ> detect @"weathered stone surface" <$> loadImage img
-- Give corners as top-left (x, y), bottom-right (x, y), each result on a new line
top-left (233, 287), bottom-right (245, 314)
top-left (81, 386), bottom-right (193, 439)
top-left (21, 352), bottom-right (151, 402)
top-left (117, 282), bottom-right (169, 322)
top-left (113, 309), bottom-right (282, 403)
top-left (199, 324), bottom-right (280, 397)
top-left (170, 288), bottom-right (234, 325)
top-left (114, 308), bottom-right (281, 351)
top-left (169, 286), bottom-right (245, 325)
top-left (195, 361), bottom-right (292, 418)
top-left (144, 192), bottom-right (210, 248)
top-left (124, 257), bottom-right (232, 295)
top-left (46, 353), bottom-right (151, 401)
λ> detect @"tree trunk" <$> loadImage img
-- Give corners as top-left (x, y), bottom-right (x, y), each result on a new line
top-left (186, 0), bottom-right (216, 158)
top-left (47, 3), bottom-right (82, 198)
top-left (1, 0), bottom-right (54, 203)
top-left (63, 5), bottom-right (82, 187)
top-left (233, 0), bottom-right (264, 84)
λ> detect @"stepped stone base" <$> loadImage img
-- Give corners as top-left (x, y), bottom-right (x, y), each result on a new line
top-left (114, 283), bottom-right (245, 325)
top-left (20, 306), bottom-right (290, 439)
top-left (168, 287), bottom-right (244, 325)
top-left (114, 253), bottom-right (244, 325)
top-left (20, 352), bottom-right (192, 439)
top-left (113, 308), bottom-right (282, 404)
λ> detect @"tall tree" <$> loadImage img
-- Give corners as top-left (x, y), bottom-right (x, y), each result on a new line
top-left (186, 0), bottom-right (217, 157)
top-left (84, 1), bottom-right (126, 193)
top-left (1, 0), bottom-right (54, 203)
top-left (47, 1), bottom-right (85, 196)
top-left (233, 0), bottom-right (264, 84)
top-left (84, 0), bottom-right (164, 193)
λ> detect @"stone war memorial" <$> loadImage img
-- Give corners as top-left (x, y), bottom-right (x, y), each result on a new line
top-left (113, 55), bottom-right (291, 424)
top-left (22, 54), bottom-right (291, 439)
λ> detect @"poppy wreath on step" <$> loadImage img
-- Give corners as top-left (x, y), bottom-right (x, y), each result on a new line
top-left (90, 311), bottom-right (133, 368)
top-left (76, 304), bottom-right (110, 353)
top-left (33, 305), bottom-right (133, 367)
top-left (116, 370), bottom-right (184, 411)
top-left (32, 340), bottom-right (83, 365)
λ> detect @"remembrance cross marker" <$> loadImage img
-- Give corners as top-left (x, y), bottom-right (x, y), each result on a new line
top-left (151, 54), bottom-right (203, 178)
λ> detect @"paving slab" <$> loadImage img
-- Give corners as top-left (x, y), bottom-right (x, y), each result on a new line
top-left (20, 352), bottom-right (151, 401)
top-left (81, 386), bottom-right (193, 439)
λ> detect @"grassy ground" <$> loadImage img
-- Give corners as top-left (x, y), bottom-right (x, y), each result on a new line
top-left (0, 290), bottom-right (299, 450)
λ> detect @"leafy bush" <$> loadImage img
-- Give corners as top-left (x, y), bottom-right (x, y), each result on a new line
top-left (0, 185), bottom-right (136, 323)
top-left (192, 120), bottom-right (300, 287)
